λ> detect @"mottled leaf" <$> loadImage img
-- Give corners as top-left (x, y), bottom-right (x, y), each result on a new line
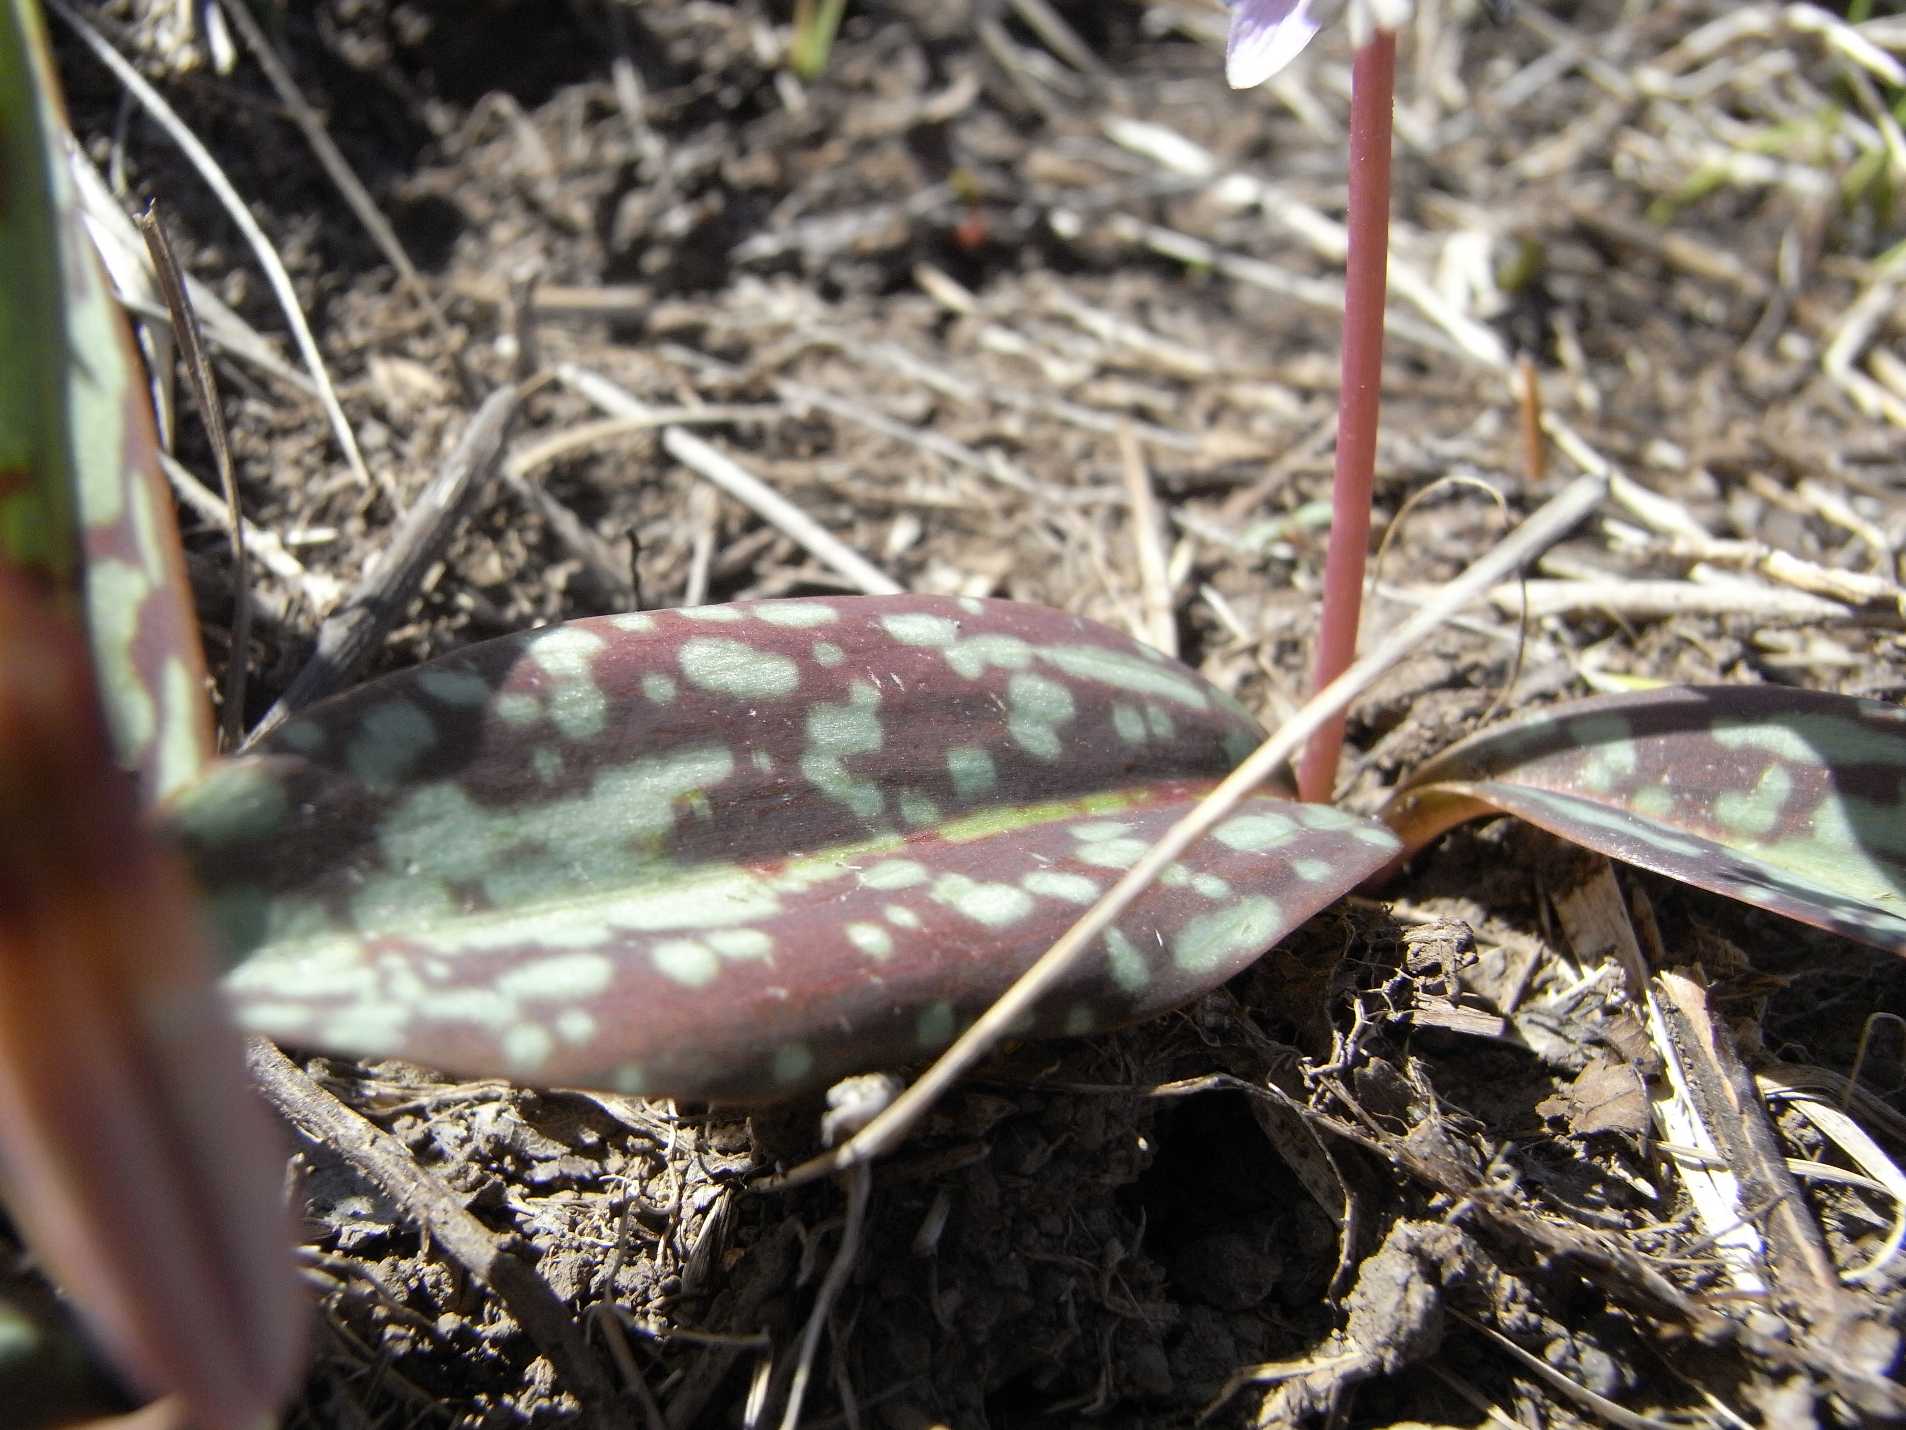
top-left (0, 567), bottom-right (301, 1426)
top-left (1382, 685), bottom-right (1906, 953)
top-left (169, 596), bottom-right (1401, 1099)
top-left (0, 0), bottom-right (211, 801)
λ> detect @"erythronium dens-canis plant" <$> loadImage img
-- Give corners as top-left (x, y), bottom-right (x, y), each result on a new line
top-left (5, 0), bottom-right (1906, 1421)
top-left (3, 6), bottom-right (1399, 1417)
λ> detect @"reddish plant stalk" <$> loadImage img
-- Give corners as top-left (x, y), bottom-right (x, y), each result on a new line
top-left (1296, 31), bottom-right (1396, 803)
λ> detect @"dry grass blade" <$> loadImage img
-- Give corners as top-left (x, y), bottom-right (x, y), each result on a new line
top-left (655, 338), bottom-right (1046, 494)
top-left (47, 0), bottom-right (376, 493)
top-left (775, 1163), bottom-right (870, 1430)
top-left (498, 417), bottom-right (671, 607)
top-left (248, 386), bottom-right (519, 740)
top-left (1453, 1310), bottom-right (1697, 1430)
top-left (1759, 1067), bottom-right (1906, 1287)
top-left (139, 201), bottom-right (249, 748)
top-left (1104, 212), bottom-right (1461, 359)
top-left (1102, 115), bottom-right (1510, 370)
top-left (210, 0), bottom-right (470, 400)
top-left (160, 452), bottom-right (341, 610)
top-left (1551, 861), bottom-right (1768, 1295)
top-left (1823, 246), bottom-right (1906, 430)
top-left (1651, 963), bottom-right (1842, 1311)
top-left (558, 364), bottom-right (903, 598)
top-left (660, 426), bottom-right (902, 595)
top-left (68, 143), bottom-right (318, 402)
top-left (1117, 425), bottom-right (1177, 658)
top-left (1006, 0), bottom-right (1109, 78)
top-left (246, 1040), bottom-right (620, 1422)
top-left (1489, 576), bottom-right (1870, 624)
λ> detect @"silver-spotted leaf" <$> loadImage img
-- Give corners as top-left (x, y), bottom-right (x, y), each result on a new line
top-left (167, 595), bottom-right (1399, 1099)
top-left (1382, 685), bottom-right (1906, 953)
top-left (0, 0), bottom-right (211, 801)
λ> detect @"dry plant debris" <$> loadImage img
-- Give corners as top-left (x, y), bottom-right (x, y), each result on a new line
top-left (20, 0), bottom-right (1906, 1424)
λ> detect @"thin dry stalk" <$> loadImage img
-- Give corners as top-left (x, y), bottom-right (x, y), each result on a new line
top-left (1117, 426), bottom-right (1178, 657)
top-left (49, 0), bottom-right (375, 492)
top-left (559, 364), bottom-right (902, 597)
top-left (249, 387), bottom-right (519, 740)
top-left (246, 1039), bottom-right (620, 1422)
top-left (139, 201), bottom-right (249, 746)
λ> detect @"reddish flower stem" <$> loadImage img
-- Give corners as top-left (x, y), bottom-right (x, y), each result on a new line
top-left (1296, 30), bottom-right (1396, 803)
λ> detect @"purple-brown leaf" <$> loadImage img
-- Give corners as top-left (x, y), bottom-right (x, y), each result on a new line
top-left (1382, 685), bottom-right (1906, 953)
top-left (0, 569), bottom-right (302, 1428)
top-left (170, 596), bottom-right (1400, 1098)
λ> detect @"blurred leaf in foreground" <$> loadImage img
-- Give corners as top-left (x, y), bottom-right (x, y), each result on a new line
top-left (0, 0), bottom-right (210, 803)
top-left (0, 567), bottom-right (302, 1428)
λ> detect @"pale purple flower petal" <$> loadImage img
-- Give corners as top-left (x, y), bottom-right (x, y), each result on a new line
top-left (1225, 0), bottom-right (1323, 89)
top-left (1223, 0), bottom-right (1414, 88)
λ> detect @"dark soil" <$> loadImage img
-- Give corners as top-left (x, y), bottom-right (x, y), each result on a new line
top-left (34, 0), bottom-right (1906, 1424)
